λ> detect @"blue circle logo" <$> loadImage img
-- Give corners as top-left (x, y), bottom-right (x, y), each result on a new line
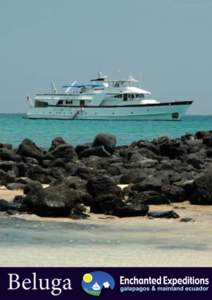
top-left (81, 271), bottom-right (115, 296)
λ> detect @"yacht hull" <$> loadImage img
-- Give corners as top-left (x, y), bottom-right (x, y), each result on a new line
top-left (26, 101), bottom-right (192, 121)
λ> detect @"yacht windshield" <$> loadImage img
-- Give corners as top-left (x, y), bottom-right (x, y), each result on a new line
top-left (111, 80), bottom-right (138, 88)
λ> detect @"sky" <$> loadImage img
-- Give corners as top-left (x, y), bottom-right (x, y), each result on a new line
top-left (0, 0), bottom-right (211, 114)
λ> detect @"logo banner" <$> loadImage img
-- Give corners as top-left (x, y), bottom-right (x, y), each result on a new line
top-left (0, 267), bottom-right (211, 299)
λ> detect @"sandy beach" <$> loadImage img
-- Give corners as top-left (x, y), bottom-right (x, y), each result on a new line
top-left (0, 187), bottom-right (212, 267)
top-left (0, 186), bottom-right (23, 200)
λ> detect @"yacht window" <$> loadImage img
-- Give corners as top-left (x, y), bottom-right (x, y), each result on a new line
top-left (65, 100), bottom-right (73, 105)
top-left (172, 112), bottom-right (179, 119)
top-left (128, 94), bottom-right (134, 100)
top-left (57, 100), bottom-right (63, 105)
top-left (136, 94), bottom-right (144, 98)
top-left (123, 94), bottom-right (128, 101)
top-left (114, 94), bottom-right (122, 98)
top-left (35, 100), bottom-right (48, 107)
top-left (80, 100), bottom-right (85, 107)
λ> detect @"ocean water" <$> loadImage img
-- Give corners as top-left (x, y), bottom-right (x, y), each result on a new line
top-left (0, 114), bottom-right (212, 148)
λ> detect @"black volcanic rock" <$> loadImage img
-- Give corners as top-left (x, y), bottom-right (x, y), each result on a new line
top-left (0, 199), bottom-right (12, 211)
top-left (24, 157), bottom-right (39, 165)
top-left (23, 180), bottom-right (44, 196)
top-left (0, 148), bottom-right (22, 162)
top-left (1, 129), bottom-right (212, 217)
top-left (195, 131), bottom-right (209, 139)
top-left (89, 194), bottom-right (123, 214)
top-left (75, 143), bottom-right (91, 155)
top-left (17, 138), bottom-right (44, 160)
top-left (132, 176), bottom-right (163, 192)
top-left (22, 180), bottom-right (90, 217)
top-left (203, 136), bottom-right (212, 147)
top-left (47, 167), bottom-right (66, 182)
top-left (0, 143), bottom-right (13, 149)
top-left (86, 175), bottom-right (122, 214)
top-left (103, 163), bottom-right (123, 177)
top-left (129, 191), bottom-right (169, 205)
top-left (0, 169), bottom-right (16, 185)
top-left (206, 148), bottom-right (212, 158)
top-left (120, 169), bottom-right (147, 184)
top-left (87, 175), bottom-right (122, 198)
top-left (50, 144), bottom-right (77, 161)
top-left (75, 166), bottom-right (98, 180)
top-left (0, 161), bottom-right (16, 172)
top-left (0, 199), bottom-right (22, 213)
top-left (79, 146), bottom-right (112, 158)
top-left (63, 176), bottom-right (87, 192)
top-left (49, 137), bottom-right (67, 151)
top-left (159, 139), bottom-right (187, 159)
top-left (26, 165), bottom-right (52, 184)
top-left (180, 217), bottom-right (194, 222)
top-left (135, 140), bottom-right (160, 155)
top-left (148, 210), bottom-right (180, 219)
top-left (189, 170), bottom-right (212, 204)
top-left (161, 184), bottom-right (186, 203)
top-left (185, 153), bottom-right (204, 169)
top-left (49, 158), bottom-right (67, 169)
top-left (6, 182), bottom-right (25, 190)
top-left (113, 202), bottom-right (149, 217)
top-left (92, 133), bottom-right (116, 153)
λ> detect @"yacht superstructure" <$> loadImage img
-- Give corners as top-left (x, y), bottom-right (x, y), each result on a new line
top-left (26, 73), bottom-right (193, 120)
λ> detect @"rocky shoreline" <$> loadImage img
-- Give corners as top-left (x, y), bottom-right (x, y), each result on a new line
top-left (1, 131), bottom-right (212, 220)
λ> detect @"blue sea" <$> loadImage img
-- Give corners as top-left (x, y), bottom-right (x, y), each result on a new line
top-left (0, 114), bottom-right (212, 148)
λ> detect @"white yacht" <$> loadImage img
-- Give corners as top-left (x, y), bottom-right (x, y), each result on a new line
top-left (26, 73), bottom-right (193, 120)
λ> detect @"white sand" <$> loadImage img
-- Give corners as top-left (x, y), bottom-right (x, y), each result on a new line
top-left (0, 186), bottom-right (23, 200)
top-left (0, 188), bottom-right (212, 267)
